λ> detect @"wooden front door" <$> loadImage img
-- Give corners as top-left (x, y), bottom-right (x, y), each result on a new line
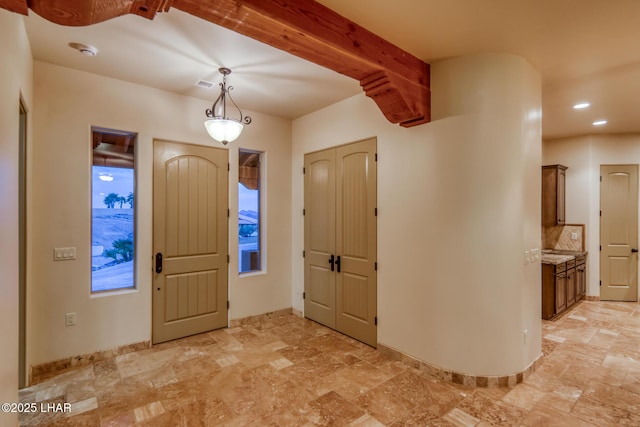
top-left (304, 138), bottom-right (377, 346)
top-left (600, 164), bottom-right (638, 301)
top-left (153, 139), bottom-right (228, 343)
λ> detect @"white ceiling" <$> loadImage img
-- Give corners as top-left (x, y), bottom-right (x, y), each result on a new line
top-left (22, 0), bottom-right (640, 139)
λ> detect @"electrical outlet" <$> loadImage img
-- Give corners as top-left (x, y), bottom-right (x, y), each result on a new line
top-left (523, 329), bottom-right (528, 344)
top-left (65, 312), bottom-right (77, 326)
top-left (571, 232), bottom-right (578, 240)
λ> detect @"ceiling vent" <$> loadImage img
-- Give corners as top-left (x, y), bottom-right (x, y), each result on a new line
top-left (195, 79), bottom-right (215, 89)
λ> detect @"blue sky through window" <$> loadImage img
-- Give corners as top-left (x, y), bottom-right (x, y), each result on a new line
top-left (92, 166), bottom-right (134, 208)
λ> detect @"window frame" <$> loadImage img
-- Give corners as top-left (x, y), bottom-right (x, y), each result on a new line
top-left (238, 148), bottom-right (264, 274)
top-left (90, 126), bottom-right (138, 293)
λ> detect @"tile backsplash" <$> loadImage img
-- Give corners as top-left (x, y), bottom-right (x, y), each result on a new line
top-left (543, 224), bottom-right (585, 251)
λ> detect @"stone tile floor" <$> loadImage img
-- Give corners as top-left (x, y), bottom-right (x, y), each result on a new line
top-left (18, 300), bottom-right (640, 426)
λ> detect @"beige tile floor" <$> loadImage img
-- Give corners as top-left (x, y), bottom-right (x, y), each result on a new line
top-left (18, 300), bottom-right (640, 426)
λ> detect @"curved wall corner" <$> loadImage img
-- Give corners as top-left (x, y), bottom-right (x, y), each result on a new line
top-left (291, 52), bottom-right (542, 380)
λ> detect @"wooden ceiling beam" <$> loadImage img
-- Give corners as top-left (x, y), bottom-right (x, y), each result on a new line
top-left (1, 0), bottom-right (430, 127)
top-left (0, 0), bottom-right (27, 14)
top-left (172, 0), bottom-right (430, 127)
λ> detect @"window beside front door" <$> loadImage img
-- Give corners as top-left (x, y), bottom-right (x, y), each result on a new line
top-left (238, 149), bottom-right (263, 273)
top-left (91, 127), bottom-right (137, 293)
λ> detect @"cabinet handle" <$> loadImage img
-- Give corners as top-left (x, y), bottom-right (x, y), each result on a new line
top-left (336, 255), bottom-right (341, 273)
top-left (328, 254), bottom-right (335, 272)
top-left (632, 248), bottom-right (638, 253)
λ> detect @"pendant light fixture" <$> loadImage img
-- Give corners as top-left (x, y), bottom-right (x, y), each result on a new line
top-left (204, 67), bottom-right (252, 145)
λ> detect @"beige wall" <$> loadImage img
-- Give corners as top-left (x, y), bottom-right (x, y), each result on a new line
top-left (292, 53), bottom-right (542, 376)
top-left (0, 10), bottom-right (33, 426)
top-left (228, 114), bottom-right (292, 319)
top-left (543, 134), bottom-right (640, 298)
top-left (29, 61), bottom-right (291, 367)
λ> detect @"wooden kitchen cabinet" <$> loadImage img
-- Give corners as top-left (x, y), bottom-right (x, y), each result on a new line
top-left (542, 254), bottom-right (587, 320)
top-left (542, 164), bottom-right (567, 227)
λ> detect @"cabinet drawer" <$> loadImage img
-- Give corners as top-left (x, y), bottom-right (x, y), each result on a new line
top-left (576, 255), bottom-right (586, 265)
top-left (555, 262), bottom-right (566, 273)
top-left (567, 259), bottom-right (576, 269)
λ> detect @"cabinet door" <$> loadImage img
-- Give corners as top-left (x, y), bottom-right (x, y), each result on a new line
top-left (566, 268), bottom-right (576, 306)
top-left (577, 264), bottom-right (586, 298)
top-left (557, 167), bottom-right (566, 225)
top-left (555, 272), bottom-right (567, 314)
top-left (542, 165), bottom-right (568, 227)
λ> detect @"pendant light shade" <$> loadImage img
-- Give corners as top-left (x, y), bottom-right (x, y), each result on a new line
top-left (204, 68), bottom-right (251, 145)
top-left (204, 119), bottom-right (244, 144)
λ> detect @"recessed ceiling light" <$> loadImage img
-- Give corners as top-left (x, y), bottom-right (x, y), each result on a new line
top-left (68, 42), bottom-right (98, 57)
top-left (593, 120), bottom-right (607, 126)
top-left (573, 102), bottom-right (590, 109)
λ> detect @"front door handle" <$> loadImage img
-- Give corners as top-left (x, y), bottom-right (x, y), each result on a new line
top-left (329, 254), bottom-right (335, 271)
top-left (632, 248), bottom-right (638, 253)
top-left (155, 252), bottom-right (163, 273)
top-left (336, 255), bottom-right (341, 273)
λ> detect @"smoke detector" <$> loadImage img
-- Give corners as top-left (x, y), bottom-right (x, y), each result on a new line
top-left (68, 42), bottom-right (98, 57)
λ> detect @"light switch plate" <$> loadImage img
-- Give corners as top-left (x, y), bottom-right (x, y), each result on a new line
top-left (54, 247), bottom-right (76, 261)
top-left (531, 249), bottom-right (540, 261)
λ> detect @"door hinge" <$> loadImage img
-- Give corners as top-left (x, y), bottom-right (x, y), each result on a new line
top-left (599, 280), bottom-right (602, 287)
top-left (227, 254), bottom-right (230, 263)
top-left (374, 262), bottom-right (377, 271)
top-left (303, 208), bottom-right (306, 216)
top-left (374, 316), bottom-right (378, 326)
top-left (600, 210), bottom-right (602, 216)
top-left (303, 250), bottom-right (306, 258)
top-left (303, 167), bottom-right (306, 174)
top-left (375, 153), bottom-right (378, 162)
top-left (374, 208), bottom-right (377, 216)
top-left (227, 300), bottom-right (230, 309)
top-left (599, 245), bottom-right (602, 251)
top-left (228, 163), bottom-right (230, 172)
top-left (600, 175), bottom-right (602, 182)
top-left (303, 292), bottom-right (306, 300)
top-left (228, 208), bottom-right (230, 217)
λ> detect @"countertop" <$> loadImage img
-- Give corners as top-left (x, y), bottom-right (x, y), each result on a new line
top-left (541, 249), bottom-right (588, 265)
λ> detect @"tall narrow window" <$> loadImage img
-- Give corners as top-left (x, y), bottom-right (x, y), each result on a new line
top-left (91, 127), bottom-right (136, 292)
top-left (238, 149), bottom-right (262, 273)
